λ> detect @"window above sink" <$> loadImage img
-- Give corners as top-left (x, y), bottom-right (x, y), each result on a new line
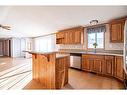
top-left (87, 25), bottom-right (106, 49)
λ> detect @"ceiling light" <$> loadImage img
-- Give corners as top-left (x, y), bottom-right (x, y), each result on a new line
top-left (90, 20), bottom-right (98, 25)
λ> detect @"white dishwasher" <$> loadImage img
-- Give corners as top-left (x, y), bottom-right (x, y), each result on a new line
top-left (70, 53), bottom-right (82, 69)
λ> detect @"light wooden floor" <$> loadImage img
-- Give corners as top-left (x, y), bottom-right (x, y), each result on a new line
top-left (0, 56), bottom-right (32, 72)
top-left (0, 57), bottom-right (124, 89)
top-left (0, 57), bottom-right (32, 89)
top-left (63, 69), bottom-right (124, 89)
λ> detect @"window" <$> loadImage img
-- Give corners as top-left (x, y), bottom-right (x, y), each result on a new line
top-left (87, 25), bottom-right (106, 49)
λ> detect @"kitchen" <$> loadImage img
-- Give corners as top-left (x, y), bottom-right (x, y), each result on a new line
top-left (0, 6), bottom-right (127, 90)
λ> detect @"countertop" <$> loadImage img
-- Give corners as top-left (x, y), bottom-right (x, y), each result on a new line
top-left (23, 50), bottom-right (69, 58)
top-left (23, 50), bottom-right (123, 57)
top-left (23, 50), bottom-right (57, 55)
top-left (58, 49), bottom-right (123, 56)
top-left (56, 54), bottom-right (70, 58)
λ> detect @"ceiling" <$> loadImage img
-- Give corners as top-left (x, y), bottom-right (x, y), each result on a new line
top-left (0, 6), bottom-right (127, 38)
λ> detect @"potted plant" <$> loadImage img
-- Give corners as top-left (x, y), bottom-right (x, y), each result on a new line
top-left (93, 42), bottom-right (98, 53)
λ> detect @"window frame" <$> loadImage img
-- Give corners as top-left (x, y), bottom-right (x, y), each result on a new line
top-left (87, 31), bottom-right (105, 50)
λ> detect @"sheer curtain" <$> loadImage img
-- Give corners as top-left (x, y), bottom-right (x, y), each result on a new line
top-left (34, 34), bottom-right (56, 52)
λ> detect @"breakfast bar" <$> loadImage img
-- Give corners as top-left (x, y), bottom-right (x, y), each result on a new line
top-left (29, 51), bottom-right (70, 89)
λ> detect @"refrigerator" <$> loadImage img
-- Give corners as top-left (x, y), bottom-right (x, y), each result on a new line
top-left (124, 19), bottom-right (127, 88)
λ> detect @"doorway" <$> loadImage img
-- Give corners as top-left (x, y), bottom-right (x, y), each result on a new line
top-left (9, 40), bottom-right (11, 57)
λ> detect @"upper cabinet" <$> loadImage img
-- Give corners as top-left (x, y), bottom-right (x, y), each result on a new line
top-left (56, 26), bottom-right (84, 44)
top-left (56, 32), bottom-right (65, 44)
top-left (109, 18), bottom-right (126, 43)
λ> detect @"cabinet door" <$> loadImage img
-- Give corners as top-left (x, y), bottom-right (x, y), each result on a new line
top-left (74, 31), bottom-right (81, 44)
top-left (110, 23), bottom-right (121, 42)
top-left (68, 30), bottom-right (74, 44)
top-left (57, 26), bottom-right (84, 44)
top-left (102, 56), bottom-right (114, 76)
top-left (110, 19), bottom-right (125, 43)
top-left (93, 59), bottom-right (103, 73)
top-left (64, 32), bottom-right (68, 44)
top-left (114, 56), bottom-right (124, 81)
top-left (82, 55), bottom-right (90, 71)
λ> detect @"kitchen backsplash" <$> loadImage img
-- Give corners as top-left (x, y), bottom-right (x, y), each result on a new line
top-left (56, 44), bottom-right (84, 50)
top-left (57, 24), bottom-right (124, 50)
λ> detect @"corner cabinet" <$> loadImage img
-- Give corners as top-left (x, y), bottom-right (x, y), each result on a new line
top-left (109, 18), bottom-right (126, 43)
top-left (56, 26), bottom-right (84, 44)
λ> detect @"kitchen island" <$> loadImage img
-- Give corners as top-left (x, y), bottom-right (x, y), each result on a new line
top-left (29, 51), bottom-right (70, 89)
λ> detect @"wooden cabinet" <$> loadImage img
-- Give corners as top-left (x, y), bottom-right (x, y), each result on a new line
top-left (114, 56), bottom-right (125, 81)
top-left (56, 56), bottom-right (69, 89)
top-left (110, 18), bottom-right (125, 43)
top-left (102, 56), bottom-right (114, 76)
top-left (32, 53), bottom-right (69, 89)
top-left (82, 54), bottom-right (90, 71)
top-left (82, 54), bottom-right (127, 82)
top-left (56, 32), bottom-right (65, 44)
top-left (93, 58), bottom-right (103, 73)
top-left (82, 54), bottom-right (104, 74)
top-left (56, 26), bottom-right (84, 44)
top-left (73, 28), bottom-right (84, 44)
top-left (32, 53), bottom-right (56, 89)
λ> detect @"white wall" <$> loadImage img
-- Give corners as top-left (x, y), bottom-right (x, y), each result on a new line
top-left (20, 39), bottom-right (26, 57)
top-left (33, 34), bottom-right (56, 52)
top-left (11, 38), bottom-right (21, 57)
top-left (11, 37), bottom-right (33, 58)
top-left (25, 38), bottom-right (33, 58)
top-left (0, 41), bottom-right (3, 56)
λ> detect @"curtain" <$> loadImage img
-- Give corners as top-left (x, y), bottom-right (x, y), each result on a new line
top-left (87, 25), bottom-right (106, 34)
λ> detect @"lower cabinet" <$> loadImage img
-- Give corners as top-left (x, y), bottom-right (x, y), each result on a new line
top-left (93, 58), bottom-right (104, 74)
top-left (82, 55), bottom-right (90, 71)
top-left (114, 56), bottom-right (124, 81)
top-left (82, 54), bottom-right (126, 82)
top-left (102, 56), bottom-right (114, 76)
top-left (82, 54), bottom-right (104, 74)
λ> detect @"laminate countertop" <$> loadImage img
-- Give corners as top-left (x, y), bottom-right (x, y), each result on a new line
top-left (23, 50), bottom-right (123, 57)
top-left (56, 54), bottom-right (70, 58)
top-left (58, 49), bottom-right (123, 57)
top-left (24, 50), bottom-right (70, 58)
